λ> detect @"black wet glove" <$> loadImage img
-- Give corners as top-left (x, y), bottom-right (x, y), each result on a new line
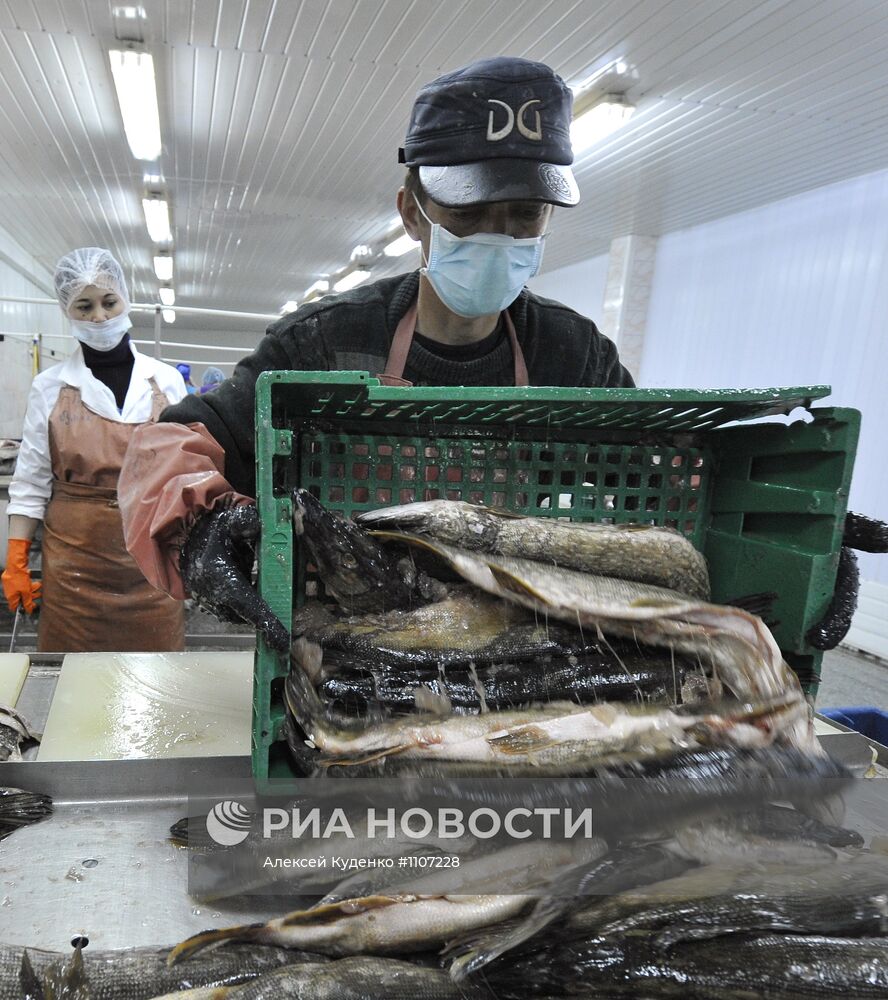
top-left (180, 504), bottom-right (290, 652)
top-left (806, 511), bottom-right (888, 651)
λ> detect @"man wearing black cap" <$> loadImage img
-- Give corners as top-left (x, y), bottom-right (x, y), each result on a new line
top-left (383, 56), bottom-right (631, 390)
top-left (117, 56), bottom-right (634, 648)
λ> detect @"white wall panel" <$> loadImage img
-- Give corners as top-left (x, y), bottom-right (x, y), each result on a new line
top-left (0, 227), bottom-right (66, 438)
top-left (528, 252), bottom-right (610, 326)
top-left (640, 168), bottom-right (888, 592)
top-left (844, 581), bottom-right (888, 662)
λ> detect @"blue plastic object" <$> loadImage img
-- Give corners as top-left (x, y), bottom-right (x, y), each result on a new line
top-left (820, 706), bottom-right (888, 746)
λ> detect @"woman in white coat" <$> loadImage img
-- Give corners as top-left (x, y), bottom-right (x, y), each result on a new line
top-left (1, 247), bottom-right (188, 651)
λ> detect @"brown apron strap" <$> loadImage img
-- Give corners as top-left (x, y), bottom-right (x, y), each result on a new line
top-left (378, 300), bottom-right (530, 387)
top-left (503, 311), bottom-right (529, 387)
top-left (378, 302), bottom-right (418, 387)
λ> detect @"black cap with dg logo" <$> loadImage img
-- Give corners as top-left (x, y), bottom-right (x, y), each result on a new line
top-left (399, 56), bottom-right (580, 208)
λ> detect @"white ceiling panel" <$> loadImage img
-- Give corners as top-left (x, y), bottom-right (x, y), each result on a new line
top-left (0, 0), bottom-right (884, 332)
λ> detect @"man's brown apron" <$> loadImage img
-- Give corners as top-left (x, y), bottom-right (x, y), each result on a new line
top-left (38, 379), bottom-right (185, 652)
top-left (378, 301), bottom-right (530, 387)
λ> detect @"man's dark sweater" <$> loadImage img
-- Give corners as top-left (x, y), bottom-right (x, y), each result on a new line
top-left (160, 271), bottom-right (635, 497)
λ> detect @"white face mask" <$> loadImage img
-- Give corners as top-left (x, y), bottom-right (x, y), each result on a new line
top-left (69, 312), bottom-right (132, 351)
top-left (415, 195), bottom-right (546, 318)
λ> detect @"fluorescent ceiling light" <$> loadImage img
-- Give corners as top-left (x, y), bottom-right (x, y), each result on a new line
top-left (109, 49), bottom-right (162, 160)
top-left (570, 98), bottom-right (636, 153)
top-left (333, 268), bottom-right (371, 293)
top-left (383, 233), bottom-right (420, 257)
top-left (281, 300), bottom-right (299, 313)
top-left (570, 58), bottom-right (637, 99)
top-left (143, 198), bottom-right (172, 242)
top-left (159, 286), bottom-right (175, 306)
top-left (153, 254), bottom-right (173, 281)
top-left (303, 279), bottom-right (330, 298)
top-left (162, 308), bottom-right (175, 323)
top-left (350, 244), bottom-right (373, 262)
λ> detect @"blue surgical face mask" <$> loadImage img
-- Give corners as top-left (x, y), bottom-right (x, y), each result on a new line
top-left (414, 196), bottom-right (546, 318)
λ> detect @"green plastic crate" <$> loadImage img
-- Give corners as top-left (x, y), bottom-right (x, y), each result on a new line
top-left (253, 373), bottom-right (860, 790)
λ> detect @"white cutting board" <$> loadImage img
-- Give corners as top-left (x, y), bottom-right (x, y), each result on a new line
top-left (0, 652), bottom-right (29, 706)
top-left (38, 652), bottom-right (254, 761)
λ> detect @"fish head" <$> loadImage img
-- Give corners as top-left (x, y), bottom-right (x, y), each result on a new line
top-left (292, 489), bottom-right (396, 607)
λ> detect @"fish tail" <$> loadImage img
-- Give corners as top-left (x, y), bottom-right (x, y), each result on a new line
top-left (446, 917), bottom-right (526, 982)
top-left (167, 922), bottom-right (266, 966)
top-left (19, 950), bottom-right (42, 999)
top-left (446, 934), bottom-right (499, 982)
top-left (0, 790), bottom-right (53, 827)
top-left (42, 942), bottom-right (88, 999)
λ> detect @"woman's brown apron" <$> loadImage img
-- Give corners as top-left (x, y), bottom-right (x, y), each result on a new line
top-left (38, 380), bottom-right (185, 652)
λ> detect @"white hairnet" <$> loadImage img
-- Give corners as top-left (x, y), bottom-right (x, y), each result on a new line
top-left (201, 366), bottom-right (225, 387)
top-left (54, 247), bottom-right (130, 313)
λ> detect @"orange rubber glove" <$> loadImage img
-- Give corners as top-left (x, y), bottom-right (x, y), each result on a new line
top-left (2, 538), bottom-right (41, 614)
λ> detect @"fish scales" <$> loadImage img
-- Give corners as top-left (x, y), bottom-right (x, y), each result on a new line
top-left (355, 499), bottom-right (711, 599)
top-left (292, 590), bottom-right (593, 668)
top-left (580, 853), bottom-right (888, 945)
top-left (318, 652), bottom-right (688, 716)
top-left (669, 803), bottom-right (864, 867)
top-left (0, 945), bottom-right (323, 1000)
top-left (286, 655), bottom-right (806, 765)
top-left (365, 533), bottom-right (806, 727)
top-left (488, 933), bottom-right (888, 998)
top-left (218, 957), bottom-right (477, 999)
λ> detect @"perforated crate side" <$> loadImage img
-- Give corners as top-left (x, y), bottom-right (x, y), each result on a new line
top-left (704, 406), bottom-right (860, 691)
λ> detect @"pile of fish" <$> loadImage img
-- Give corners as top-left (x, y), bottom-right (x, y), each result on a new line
top-left (284, 491), bottom-right (811, 773)
top-left (149, 492), bottom-right (888, 997)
